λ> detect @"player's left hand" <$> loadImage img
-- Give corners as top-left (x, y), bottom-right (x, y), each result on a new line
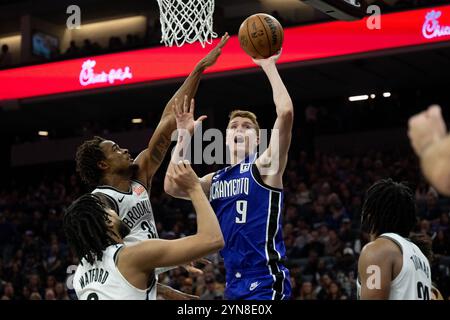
top-left (173, 95), bottom-right (207, 136)
top-left (408, 104), bottom-right (447, 156)
top-left (182, 258), bottom-right (212, 275)
top-left (199, 33), bottom-right (230, 69)
top-left (252, 49), bottom-right (282, 68)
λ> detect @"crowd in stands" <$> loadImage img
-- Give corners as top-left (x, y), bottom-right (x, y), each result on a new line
top-left (1, 148), bottom-right (449, 300)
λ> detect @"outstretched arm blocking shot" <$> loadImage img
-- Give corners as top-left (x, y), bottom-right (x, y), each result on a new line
top-left (134, 33), bottom-right (230, 188)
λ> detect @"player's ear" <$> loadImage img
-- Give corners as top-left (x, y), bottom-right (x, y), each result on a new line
top-left (97, 160), bottom-right (109, 171)
top-left (104, 209), bottom-right (116, 229)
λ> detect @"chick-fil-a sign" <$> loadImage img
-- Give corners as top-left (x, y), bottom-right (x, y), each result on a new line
top-left (79, 59), bottom-right (133, 86)
top-left (1, 5), bottom-right (450, 101)
top-left (423, 10), bottom-right (450, 39)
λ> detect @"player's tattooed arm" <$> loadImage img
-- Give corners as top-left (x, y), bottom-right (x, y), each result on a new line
top-left (134, 34), bottom-right (230, 188)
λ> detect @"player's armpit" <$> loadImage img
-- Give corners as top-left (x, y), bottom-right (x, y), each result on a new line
top-left (358, 240), bottom-right (397, 300)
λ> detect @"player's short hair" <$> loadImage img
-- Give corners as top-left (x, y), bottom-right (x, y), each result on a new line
top-left (228, 110), bottom-right (260, 136)
top-left (76, 136), bottom-right (106, 187)
top-left (361, 178), bottom-right (417, 238)
top-left (64, 193), bottom-right (115, 265)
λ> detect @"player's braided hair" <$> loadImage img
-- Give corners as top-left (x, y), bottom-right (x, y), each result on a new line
top-left (64, 193), bottom-right (115, 265)
top-left (75, 136), bottom-right (106, 187)
top-left (361, 178), bottom-right (417, 238)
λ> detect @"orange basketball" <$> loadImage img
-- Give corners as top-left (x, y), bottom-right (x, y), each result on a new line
top-left (238, 13), bottom-right (284, 59)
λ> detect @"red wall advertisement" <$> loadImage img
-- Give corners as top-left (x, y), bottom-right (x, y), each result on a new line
top-left (1, 5), bottom-right (450, 101)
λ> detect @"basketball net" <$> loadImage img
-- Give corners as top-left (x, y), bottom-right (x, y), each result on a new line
top-left (157, 0), bottom-right (218, 47)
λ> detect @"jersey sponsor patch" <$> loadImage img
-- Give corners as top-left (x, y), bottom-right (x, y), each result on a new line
top-left (133, 185), bottom-right (145, 196)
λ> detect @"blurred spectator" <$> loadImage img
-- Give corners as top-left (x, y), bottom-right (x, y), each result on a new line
top-left (0, 44), bottom-right (12, 68)
top-left (339, 218), bottom-right (356, 243)
top-left (45, 288), bottom-right (56, 300)
top-left (108, 36), bottom-right (124, 51)
top-left (65, 41), bottom-right (80, 57)
top-left (29, 292), bottom-right (42, 300)
top-left (54, 282), bottom-right (69, 300)
top-left (297, 281), bottom-right (316, 300)
top-left (326, 281), bottom-right (347, 300)
top-left (419, 188), bottom-right (441, 220)
top-left (0, 147), bottom-right (449, 300)
top-left (200, 276), bottom-right (221, 300)
top-left (433, 230), bottom-right (450, 256)
top-left (1, 282), bottom-right (14, 300)
top-left (81, 39), bottom-right (94, 56)
top-left (325, 229), bottom-right (343, 256)
top-left (294, 182), bottom-right (311, 206)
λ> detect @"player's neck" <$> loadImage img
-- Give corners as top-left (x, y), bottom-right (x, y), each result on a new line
top-left (230, 151), bottom-right (249, 166)
top-left (101, 175), bottom-right (131, 193)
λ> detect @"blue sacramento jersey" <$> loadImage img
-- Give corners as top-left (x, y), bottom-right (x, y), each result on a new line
top-left (209, 153), bottom-right (291, 300)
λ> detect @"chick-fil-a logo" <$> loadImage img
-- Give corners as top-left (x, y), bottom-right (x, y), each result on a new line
top-left (422, 10), bottom-right (450, 39)
top-left (79, 59), bottom-right (133, 86)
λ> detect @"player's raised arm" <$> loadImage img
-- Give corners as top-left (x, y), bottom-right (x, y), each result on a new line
top-left (408, 105), bottom-right (450, 196)
top-left (254, 51), bottom-right (294, 187)
top-left (134, 33), bottom-right (230, 188)
top-left (119, 161), bottom-right (224, 275)
top-left (164, 96), bottom-right (214, 200)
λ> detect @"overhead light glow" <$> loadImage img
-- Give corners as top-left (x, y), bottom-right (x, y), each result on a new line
top-left (349, 95), bottom-right (369, 102)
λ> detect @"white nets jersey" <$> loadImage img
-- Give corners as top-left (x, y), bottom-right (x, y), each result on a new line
top-left (357, 232), bottom-right (432, 300)
top-left (73, 244), bottom-right (157, 300)
top-left (92, 180), bottom-right (159, 245)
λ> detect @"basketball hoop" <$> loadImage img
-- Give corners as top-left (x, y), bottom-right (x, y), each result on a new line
top-left (157, 0), bottom-right (218, 48)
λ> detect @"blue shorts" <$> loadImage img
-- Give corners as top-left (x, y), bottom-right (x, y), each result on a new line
top-left (225, 265), bottom-right (291, 300)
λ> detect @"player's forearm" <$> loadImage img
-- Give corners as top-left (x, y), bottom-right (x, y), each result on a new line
top-left (171, 131), bottom-right (191, 164)
top-left (157, 283), bottom-right (195, 300)
top-left (262, 63), bottom-right (293, 116)
top-left (164, 165), bottom-right (189, 198)
top-left (188, 185), bottom-right (223, 248)
top-left (164, 134), bottom-right (192, 196)
top-left (420, 135), bottom-right (450, 196)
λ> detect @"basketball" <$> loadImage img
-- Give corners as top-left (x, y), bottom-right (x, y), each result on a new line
top-left (238, 13), bottom-right (284, 59)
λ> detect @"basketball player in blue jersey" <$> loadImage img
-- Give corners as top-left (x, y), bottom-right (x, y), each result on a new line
top-left (75, 34), bottom-right (230, 299)
top-left (165, 51), bottom-right (293, 300)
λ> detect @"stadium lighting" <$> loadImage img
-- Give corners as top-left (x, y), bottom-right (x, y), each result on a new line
top-left (38, 131), bottom-right (49, 136)
top-left (370, 94), bottom-right (376, 99)
top-left (383, 92), bottom-right (392, 98)
top-left (349, 95), bottom-right (369, 102)
top-left (132, 118), bottom-right (143, 124)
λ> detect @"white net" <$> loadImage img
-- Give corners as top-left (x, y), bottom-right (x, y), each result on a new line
top-left (157, 0), bottom-right (218, 48)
